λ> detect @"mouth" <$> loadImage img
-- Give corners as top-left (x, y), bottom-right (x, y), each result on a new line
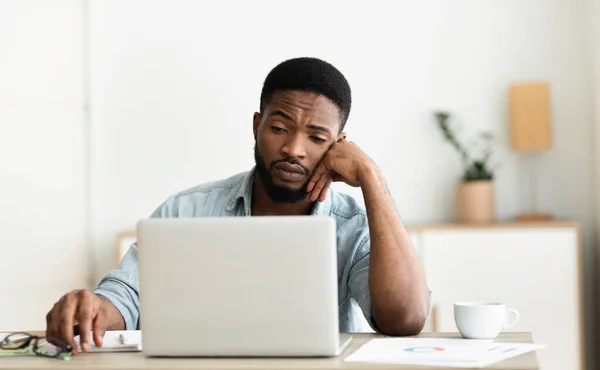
top-left (273, 162), bottom-right (306, 182)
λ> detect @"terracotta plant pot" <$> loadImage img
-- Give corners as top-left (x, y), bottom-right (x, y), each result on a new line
top-left (456, 180), bottom-right (495, 224)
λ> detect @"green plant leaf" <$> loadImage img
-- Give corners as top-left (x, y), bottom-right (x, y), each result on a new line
top-left (433, 111), bottom-right (497, 182)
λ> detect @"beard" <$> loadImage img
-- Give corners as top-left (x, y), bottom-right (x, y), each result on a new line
top-left (253, 143), bottom-right (311, 204)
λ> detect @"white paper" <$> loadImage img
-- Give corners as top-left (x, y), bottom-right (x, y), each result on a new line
top-left (74, 330), bottom-right (142, 352)
top-left (475, 343), bottom-right (547, 367)
top-left (345, 338), bottom-right (546, 368)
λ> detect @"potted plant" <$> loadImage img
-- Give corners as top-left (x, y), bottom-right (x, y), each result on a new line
top-left (433, 111), bottom-right (497, 223)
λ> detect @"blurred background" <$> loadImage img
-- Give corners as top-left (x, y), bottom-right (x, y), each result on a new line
top-left (0, 1), bottom-right (598, 369)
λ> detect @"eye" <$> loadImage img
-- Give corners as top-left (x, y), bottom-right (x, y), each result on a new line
top-left (271, 126), bottom-right (287, 133)
top-left (310, 136), bottom-right (327, 143)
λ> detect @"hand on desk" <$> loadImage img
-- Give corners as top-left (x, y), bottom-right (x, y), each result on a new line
top-left (45, 290), bottom-right (124, 354)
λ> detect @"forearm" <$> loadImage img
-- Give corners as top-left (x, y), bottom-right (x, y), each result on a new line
top-left (360, 167), bottom-right (430, 335)
top-left (97, 295), bottom-right (126, 330)
top-left (94, 279), bottom-right (138, 330)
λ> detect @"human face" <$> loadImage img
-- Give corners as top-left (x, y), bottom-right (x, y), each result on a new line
top-left (253, 90), bottom-right (342, 203)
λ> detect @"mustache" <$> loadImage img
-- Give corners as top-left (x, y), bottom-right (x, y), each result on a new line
top-left (270, 158), bottom-right (310, 175)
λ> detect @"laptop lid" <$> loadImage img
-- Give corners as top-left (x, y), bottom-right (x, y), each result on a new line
top-left (137, 216), bottom-right (341, 357)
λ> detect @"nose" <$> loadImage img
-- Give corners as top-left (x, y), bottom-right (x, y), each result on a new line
top-left (280, 134), bottom-right (306, 159)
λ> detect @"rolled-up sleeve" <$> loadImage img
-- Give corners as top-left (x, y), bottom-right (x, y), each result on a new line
top-left (92, 196), bottom-right (177, 330)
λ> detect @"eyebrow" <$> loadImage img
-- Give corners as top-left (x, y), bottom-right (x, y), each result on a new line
top-left (268, 109), bottom-right (333, 135)
top-left (268, 110), bottom-right (293, 121)
top-left (306, 124), bottom-right (332, 135)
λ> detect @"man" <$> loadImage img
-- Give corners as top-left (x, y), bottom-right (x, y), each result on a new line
top-left (46, 57), bottom-right (432, 353)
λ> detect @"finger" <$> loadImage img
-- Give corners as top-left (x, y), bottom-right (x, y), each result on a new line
top-left (318, 178), bottom-right (333, 202)
top-left (77, 291), bottom-right (94, 352)
top-left (46, 302), bottom-right (59, 339)
top-left (307, 163), bottom-right (329, 192)
top-left (310, 172), bottom-right (331, 202)
top-left (58, 294), bottom-right (78, 354)
top-left (92, 307), bottom-right (106, 348)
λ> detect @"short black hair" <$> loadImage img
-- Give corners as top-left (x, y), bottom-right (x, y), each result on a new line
top-left (259, 57), bottom-right (352, 132)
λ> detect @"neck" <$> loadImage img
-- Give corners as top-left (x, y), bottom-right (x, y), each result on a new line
top-left (251, 175), bottom-right (314, 216)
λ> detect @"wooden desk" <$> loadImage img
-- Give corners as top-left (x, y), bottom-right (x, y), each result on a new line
top-left (0, 332), bottom-right (538, 370)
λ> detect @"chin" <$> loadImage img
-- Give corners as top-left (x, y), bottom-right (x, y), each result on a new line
top-left (273, 180), bottom-right (304, 190)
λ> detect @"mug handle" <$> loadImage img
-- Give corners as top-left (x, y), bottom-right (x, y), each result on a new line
top-left (502, 308), bottom-right (520, 329)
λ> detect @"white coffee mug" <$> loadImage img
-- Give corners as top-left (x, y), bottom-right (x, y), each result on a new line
top-left (454, 302), bottom-right (519, 339)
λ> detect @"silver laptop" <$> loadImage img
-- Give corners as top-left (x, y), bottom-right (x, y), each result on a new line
top-left (137, 216), bottom-right (352, 357)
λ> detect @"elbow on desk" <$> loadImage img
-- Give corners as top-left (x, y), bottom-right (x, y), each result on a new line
top-left (373, 309), bottom-right (428, 337)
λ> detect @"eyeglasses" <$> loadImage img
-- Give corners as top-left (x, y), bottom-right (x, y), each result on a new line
top-left (0, 332), bottom-right (73, 360)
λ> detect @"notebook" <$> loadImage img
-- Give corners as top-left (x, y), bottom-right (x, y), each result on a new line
top-left (73, 330), bottom-right (142, 352)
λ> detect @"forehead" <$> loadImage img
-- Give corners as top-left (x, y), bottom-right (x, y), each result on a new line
top-left (265, 90), bottom-right (341, 128)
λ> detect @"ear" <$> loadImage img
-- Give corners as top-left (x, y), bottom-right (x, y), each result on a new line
top-left (253, 112), bottom-right (262, 141)
top-left (338, 131), bottom-right (348, 141)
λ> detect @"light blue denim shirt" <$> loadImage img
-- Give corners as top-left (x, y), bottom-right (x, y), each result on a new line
top-left (94, 168), bottom-right (431, 332)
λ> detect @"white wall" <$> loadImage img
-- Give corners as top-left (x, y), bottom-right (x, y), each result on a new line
top-left (0, 0), bottom-right (594, 361)
top-left (0, 0), bottom-right (89, 330)
top-left (89, 0), bottom-right (595, 271)
top-left (89, 3), bottom-right (597, 364)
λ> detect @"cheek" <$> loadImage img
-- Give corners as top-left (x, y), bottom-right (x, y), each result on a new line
top-left (306, 146), bottom-right (329, 170)
top-left (258, 132), bottom-right (279, 154)
top-left (257, 133), bottom-right (283, 165)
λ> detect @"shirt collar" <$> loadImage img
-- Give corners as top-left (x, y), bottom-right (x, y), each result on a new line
top-left (225, 166), bottom-right (332, 217)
